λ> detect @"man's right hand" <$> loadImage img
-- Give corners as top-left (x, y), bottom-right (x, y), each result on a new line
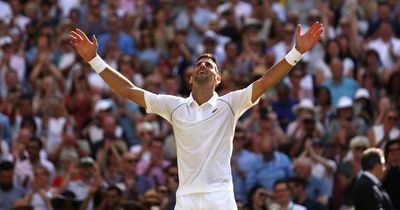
top-left (69, 29), bottom-right (97, 62)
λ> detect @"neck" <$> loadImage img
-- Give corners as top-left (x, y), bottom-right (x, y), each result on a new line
top-left (191, 86), bottom-right (214, 106)
top-left (333, 78), bottom-right (342, 85)
top-left (279, 201), bottom-right (290, 210)
top-left (297, 191), bottom-right (307, 204)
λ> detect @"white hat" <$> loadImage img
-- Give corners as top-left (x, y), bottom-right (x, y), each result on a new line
top-left (349, 135), bottom-right (369, 148)
top-left (0, 36), bottom-right (12, 48)
top-left (94, 99), bottom-right (113, 113)
top-left (336, 96), bottom-right (353, 109)
top-left (355, 88), bottom-right (370, 100)
top-left (292, 98), bottom-right (315, 114)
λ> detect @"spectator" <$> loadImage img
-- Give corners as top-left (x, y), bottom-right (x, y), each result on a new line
top-left (271, 83), bottom-right (299, 131)
top-left (382, 139), bottom-right (400, 209)
top-left (0, 160), bottom-right (26, 210)
top-left (288, 177), bottom-right (327, 210)
top-left (270, 179), bottom-right (306, 210)
top-left (322, 57), bottom-right (359, 106)
top-left (353, 148), bottom-right (394, 210)
top-left (246, 184), bottom-right (269, 210)
top-left (232, 125), bottom-right (257, 202)
top-left (299, 138), bottom-right (336, 198)
top-left (14, 137), bottom-right (56, 190)
top-left (368, 107), bottom-right (399, 148)
top-left (24, 166), bottom-right (55, 210)
top-left (246, 131), bottom-right (292, 195)
top-left (336, 135), bottom-right (369, 209)
top-left (97, 14), bottom-right (136, 56)
top-left (136, 138), bottom-right (170, 186)
top-left (292, 157), bottom-right (329, 206)
top-left (60, 156), bottom-right (104, 210)
top-left (115, 152), bottom-right (152, 200)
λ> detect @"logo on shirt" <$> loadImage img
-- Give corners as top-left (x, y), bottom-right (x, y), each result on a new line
top-left (212, 108), bottom-right (218, 113)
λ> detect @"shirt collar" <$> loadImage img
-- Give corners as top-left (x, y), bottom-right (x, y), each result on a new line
top-left (187, 92), bottom-right (219, 107)
top-left (363, 171), bottom-right (381, 185)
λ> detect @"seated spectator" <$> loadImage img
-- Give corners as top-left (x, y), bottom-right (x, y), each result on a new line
top-left (368, 107), bottom-right (399, 148)
top-left (327, 96), bottom-right (368, 161)
top-left (232, 126), bottom-right (257, 202)
top-left (246, 132), bottom-right (292, 196)
top-left (115, 152), bottom-right (152, 201)
top-left (270, 179), bottom-right (306, 210)
top-left (136, 138), bottom-right (170, 186)
top-left (288, 177), bottom-right (327, 210)
top-left (336, 136), bottom-right (369, 209)
top-left (382, 139), bottom-right (400, 209)
top-left (49, 118), bottom-right (90, 166)
top-left (321, 58), bottom-right (359, 106)
top-left (299, 138), bottom-right (336, 198)
top-left (0, 160), bottom-right (26, 210)
top-left (246, 184), bottom-right (269, 210)
top-left (14, 137), bottom-right (56, 190)
top-left (24, 166), bottom-right (55, 210)
top-left (59, 157), bottom-right (104, 210)
top-left (292, 157), bottom-right (329, 206)
top-left (271, 83), bottom-right (299, 131)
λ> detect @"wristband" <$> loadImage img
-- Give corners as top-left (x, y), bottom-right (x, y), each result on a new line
top-left (88, 54), bottom-right (108, 74)
top-left (284, 47), bottom-right (303, 66)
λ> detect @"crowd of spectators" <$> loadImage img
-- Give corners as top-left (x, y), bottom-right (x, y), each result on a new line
top-left (0, 0), bottom-right (400, 209)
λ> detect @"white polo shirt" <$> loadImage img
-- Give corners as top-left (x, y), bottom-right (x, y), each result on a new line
top-left (145, 84), bottom-right (258, 195)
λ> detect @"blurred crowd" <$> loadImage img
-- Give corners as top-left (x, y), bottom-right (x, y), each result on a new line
top-left (0, 0), bottom-right (400, 210)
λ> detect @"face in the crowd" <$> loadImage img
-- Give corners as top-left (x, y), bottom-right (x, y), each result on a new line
top-left (191, 58), bottom-right (220, 87)
top-left (274, 182), bottom-right (291, 205)
top-left (0, 169), bottom-right (13, 187)
top-left (386, 142), bottom-right (400, 167)
top-left (122, 153), bottom-right (139, 173)
top-left (384, 111), bottom-right (398, 127)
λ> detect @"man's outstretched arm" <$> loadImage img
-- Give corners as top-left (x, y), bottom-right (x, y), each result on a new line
top-left (251, 22), bottom-right (324, 102)
top-left (69, 29), bottom-right (147, 108)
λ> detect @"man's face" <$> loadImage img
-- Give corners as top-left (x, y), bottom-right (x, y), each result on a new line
top-left (192, 58), bottom-right (220, 86)
top-left (274, 183), bottom-right (290, 204)
top-left (0, 170), bottom-right (13, 186)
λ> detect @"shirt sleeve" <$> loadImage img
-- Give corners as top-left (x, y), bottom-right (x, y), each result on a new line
top-left (144, 91), bottom-right (183, 123)
top-left (221, 84), bottom-right (259, 119)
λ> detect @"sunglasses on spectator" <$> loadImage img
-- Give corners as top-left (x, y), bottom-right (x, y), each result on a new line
top-left (387, 115), bottom-right (398, 122)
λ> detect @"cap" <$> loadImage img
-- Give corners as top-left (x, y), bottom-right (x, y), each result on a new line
top-left (349, 135), bottom-right (369, 148)
top-left (203, 30), bottom-right (217, 43)
top-left (0, 36), bottom-right (12, 48)
top-left (94, 99), bottom-right (113, 113)
top-left (336, 96), bottom-right (353, 109)
top-left (79, 156), bottom-right (94, 168)
top-left (292, 98), bottom-right (315, 114)
top-left (355, 88), bottom-right (370, 100)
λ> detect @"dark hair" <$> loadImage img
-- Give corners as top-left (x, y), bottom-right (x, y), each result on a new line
top-left (195, 53), bottom-right (220, 75)
top-left (0, 160), bottom-right (14, 171)
top-left (361, 148), bottom-right (384, 171)
top-left (384, 139), bottom-right (400, 159)
top-left (106, 185), bottom-right (122, 196)
top-left (288, 176), bottom-right (307, 188)
top-left (29, 136), bottom-right (43, 149)
top-left (273, 178), bottom-right (288, 189)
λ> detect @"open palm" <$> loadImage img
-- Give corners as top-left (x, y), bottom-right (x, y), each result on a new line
top-left (69, 29), bottom-right (98, 62)
top-left (295, 22), bottom-right (324, 54)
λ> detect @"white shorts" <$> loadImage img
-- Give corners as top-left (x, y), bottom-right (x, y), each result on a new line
top-left (175, 191), bottom-right (237, 210)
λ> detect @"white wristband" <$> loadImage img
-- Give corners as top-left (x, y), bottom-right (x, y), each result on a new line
top-left (88, 54), bottom-right (108, 74)
top-left (284, 47), bottom-right (303, 66)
